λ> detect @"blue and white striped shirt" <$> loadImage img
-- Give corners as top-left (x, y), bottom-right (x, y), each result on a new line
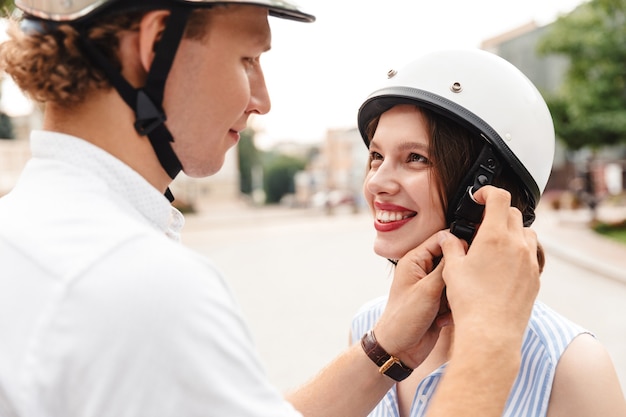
top-left (350, 298), bottom-right (588, 417)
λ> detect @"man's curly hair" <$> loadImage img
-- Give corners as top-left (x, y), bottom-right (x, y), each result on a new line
top-left (0, 9), bottom-right (211, 105)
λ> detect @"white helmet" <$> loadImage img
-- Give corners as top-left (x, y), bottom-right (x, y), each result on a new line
top-left (358, 49), bottom-right (555, 231)
top-left (15, 0), bottom-right (315, 22)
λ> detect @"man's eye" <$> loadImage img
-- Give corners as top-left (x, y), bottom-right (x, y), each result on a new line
top-left (243, 57), bottom-right (257, 67)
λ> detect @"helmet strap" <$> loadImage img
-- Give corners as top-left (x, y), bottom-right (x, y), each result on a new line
top-left (77, 5), bottom-right (193, 202)
top-left (448, 143), bottom-right (502, 244)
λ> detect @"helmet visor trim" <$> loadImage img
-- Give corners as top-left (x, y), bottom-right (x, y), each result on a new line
top-left (15, 0), bottom-right (315, 22)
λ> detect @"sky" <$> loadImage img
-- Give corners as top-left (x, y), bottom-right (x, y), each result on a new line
top-left (254, 0), bottom-right (586, 148)
top-left (0, 0), bottom-right (586, 145)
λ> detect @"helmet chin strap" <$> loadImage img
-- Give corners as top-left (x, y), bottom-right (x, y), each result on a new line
top-left (77, 5), bottom-right (193, 202)
top-left (448, 143), bottom-right (502, 244)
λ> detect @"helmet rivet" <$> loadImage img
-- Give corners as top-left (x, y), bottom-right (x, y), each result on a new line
top-left (504, 133), bottom-right (513, 141)
top-left (387, 69), bottom-right (397, 79)
top-left (477, 175), bottom-right (489, 185)
top-left (450, 82), bottom-right (462, 93)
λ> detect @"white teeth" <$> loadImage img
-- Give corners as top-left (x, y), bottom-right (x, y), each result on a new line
top-left (376, 210), bottom-right (414, 223)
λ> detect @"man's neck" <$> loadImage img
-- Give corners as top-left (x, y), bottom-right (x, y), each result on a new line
top-left (43, 91), bottom-right (172, 194)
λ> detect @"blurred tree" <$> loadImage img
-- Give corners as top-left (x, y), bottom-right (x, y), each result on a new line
top-left (237, 128), bottom-right (259, 195)
top-left (0, 111), bottom-right (14, 139)
top-left (263, 153), bottom-right (305, 204)
top-left (0, 2), bottom-right (17, 140)
top-left (538, 0), bottom-right (626, 150)
top-left (0, 1), bottom-right (15, 17)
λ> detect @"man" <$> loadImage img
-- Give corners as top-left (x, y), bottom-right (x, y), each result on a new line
top-left (0, 1), bottom-right (540, 416)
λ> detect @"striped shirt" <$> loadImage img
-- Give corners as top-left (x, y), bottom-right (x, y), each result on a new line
top-left (350, 298), bottom-right (588, 417)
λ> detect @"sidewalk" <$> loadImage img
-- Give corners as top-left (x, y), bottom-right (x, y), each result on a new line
top-left (533, 204), bottom-right (626, 285)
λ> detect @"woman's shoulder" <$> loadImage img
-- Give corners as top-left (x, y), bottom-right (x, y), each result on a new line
top-left (525, 301), bottom-right (591, 361)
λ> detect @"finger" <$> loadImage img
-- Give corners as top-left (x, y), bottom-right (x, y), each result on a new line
top-left (472, 185), bottom-right (512, 231)
top-left (417, 262), bottom-right (446, 299)
top-left (435, 312), bottom-right (452, 328)
top-left (401, 230), bottom-right (447, 274)
top-left (506, 206), bottom-right (525, 236)
top-left (534, 238), bottom-right (545, 274)
top-left (412, 230), bottom-right (446, 260)
top-left (523, 227), bottom-right (543, 273)
top-left (439, 230), bottom-right (466, 261)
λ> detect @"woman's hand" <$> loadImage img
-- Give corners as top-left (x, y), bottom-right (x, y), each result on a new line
top-left (372, 186), bottom-right (541, 370)
top-left (374, 231), bottom-right (451, 369)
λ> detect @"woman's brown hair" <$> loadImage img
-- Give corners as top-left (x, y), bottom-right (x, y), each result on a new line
top-left (366, 105), bottom-right (545, 271)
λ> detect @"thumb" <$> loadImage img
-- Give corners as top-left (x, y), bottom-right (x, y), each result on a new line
top-left (439, 231), bottom-right (466, 260)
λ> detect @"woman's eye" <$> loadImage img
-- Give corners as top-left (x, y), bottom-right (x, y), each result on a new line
top-left (409, 153), bottom-right (428, 163)
top-left (369, 151), bottom-right (383, 168)
top-left (370, 151), bottom-right (383, 161)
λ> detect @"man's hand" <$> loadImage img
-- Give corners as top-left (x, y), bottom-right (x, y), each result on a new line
top-left (425, 187), bottom-right (541, 417)
top-left (440, 185), bottom-right (540, 342)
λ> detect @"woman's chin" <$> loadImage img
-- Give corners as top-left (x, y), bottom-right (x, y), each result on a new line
top-left (373, 245), bottom-right (407, 262)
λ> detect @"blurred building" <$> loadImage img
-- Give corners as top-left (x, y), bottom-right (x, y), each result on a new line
top-left (292, 127), bottom-right (367, 211)
top-left (481, 21), bottom-right (573, 191)
top-left (483, 20), bottom-right (626, 200)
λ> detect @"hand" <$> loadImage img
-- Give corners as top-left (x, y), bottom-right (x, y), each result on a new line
top-left (373, 231), bottom-right (451, 369)
top-left (440, 185), bottom-right (540, 342)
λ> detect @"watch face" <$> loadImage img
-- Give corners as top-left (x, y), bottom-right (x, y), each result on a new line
top-left (381, 358), bottom-right (413, 381)
top-left (361, 330), bottom-right (413, 381)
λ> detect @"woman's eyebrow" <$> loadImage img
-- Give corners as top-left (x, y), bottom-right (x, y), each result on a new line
top-left (397, 141), bottom-right (429, 152)
top-left (370, 140), bottom-right (430, 151)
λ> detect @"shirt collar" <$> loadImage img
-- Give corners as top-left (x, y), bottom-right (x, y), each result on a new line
top-left (30, 130), bottom-right (185, 241)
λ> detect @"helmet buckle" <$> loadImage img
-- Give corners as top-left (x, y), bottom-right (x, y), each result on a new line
top-left (449, 144), bottom-right (502, 244)
top-left (134, 90), bottom-right (167, 136)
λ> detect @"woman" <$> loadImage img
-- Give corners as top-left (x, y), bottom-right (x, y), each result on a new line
top-left (351, 49), bottom-right (626, 417)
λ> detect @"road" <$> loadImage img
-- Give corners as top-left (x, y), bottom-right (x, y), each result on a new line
top-left (182, 204), bottom-right (626, 394)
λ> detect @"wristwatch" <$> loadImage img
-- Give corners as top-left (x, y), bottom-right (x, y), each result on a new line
top-left (361, 329), bottom-right (413, 381)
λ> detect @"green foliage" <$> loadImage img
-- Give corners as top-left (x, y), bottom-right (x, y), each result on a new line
top-left (538, 0), bottom-right (626, 150)
top-left (237, 129), bottom-right (259, 195)
top-left (593, 219), bottom-right (626, 244)
top-left (263, 153), bottom-right (306, 204)
top-left (0, 112), bottom-right (14, 139)
top-left (0, 0), bottom-right (15, 17)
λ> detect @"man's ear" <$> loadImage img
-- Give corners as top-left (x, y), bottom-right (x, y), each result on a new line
top-left (138, 10), bottom-right (171, 72)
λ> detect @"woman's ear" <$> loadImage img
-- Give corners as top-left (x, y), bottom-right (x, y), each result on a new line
top-left (137, 10), bottom-right (171, 72)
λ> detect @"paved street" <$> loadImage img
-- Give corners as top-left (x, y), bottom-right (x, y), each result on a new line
top-left (182, 202), bottom-right (626, 395)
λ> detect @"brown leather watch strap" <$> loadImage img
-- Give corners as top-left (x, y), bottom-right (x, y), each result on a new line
top-left (361, 329), bottom-right (413, 382)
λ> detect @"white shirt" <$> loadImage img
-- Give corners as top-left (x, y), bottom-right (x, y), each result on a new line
top-left (0, 131), bottom-right (301, 417)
